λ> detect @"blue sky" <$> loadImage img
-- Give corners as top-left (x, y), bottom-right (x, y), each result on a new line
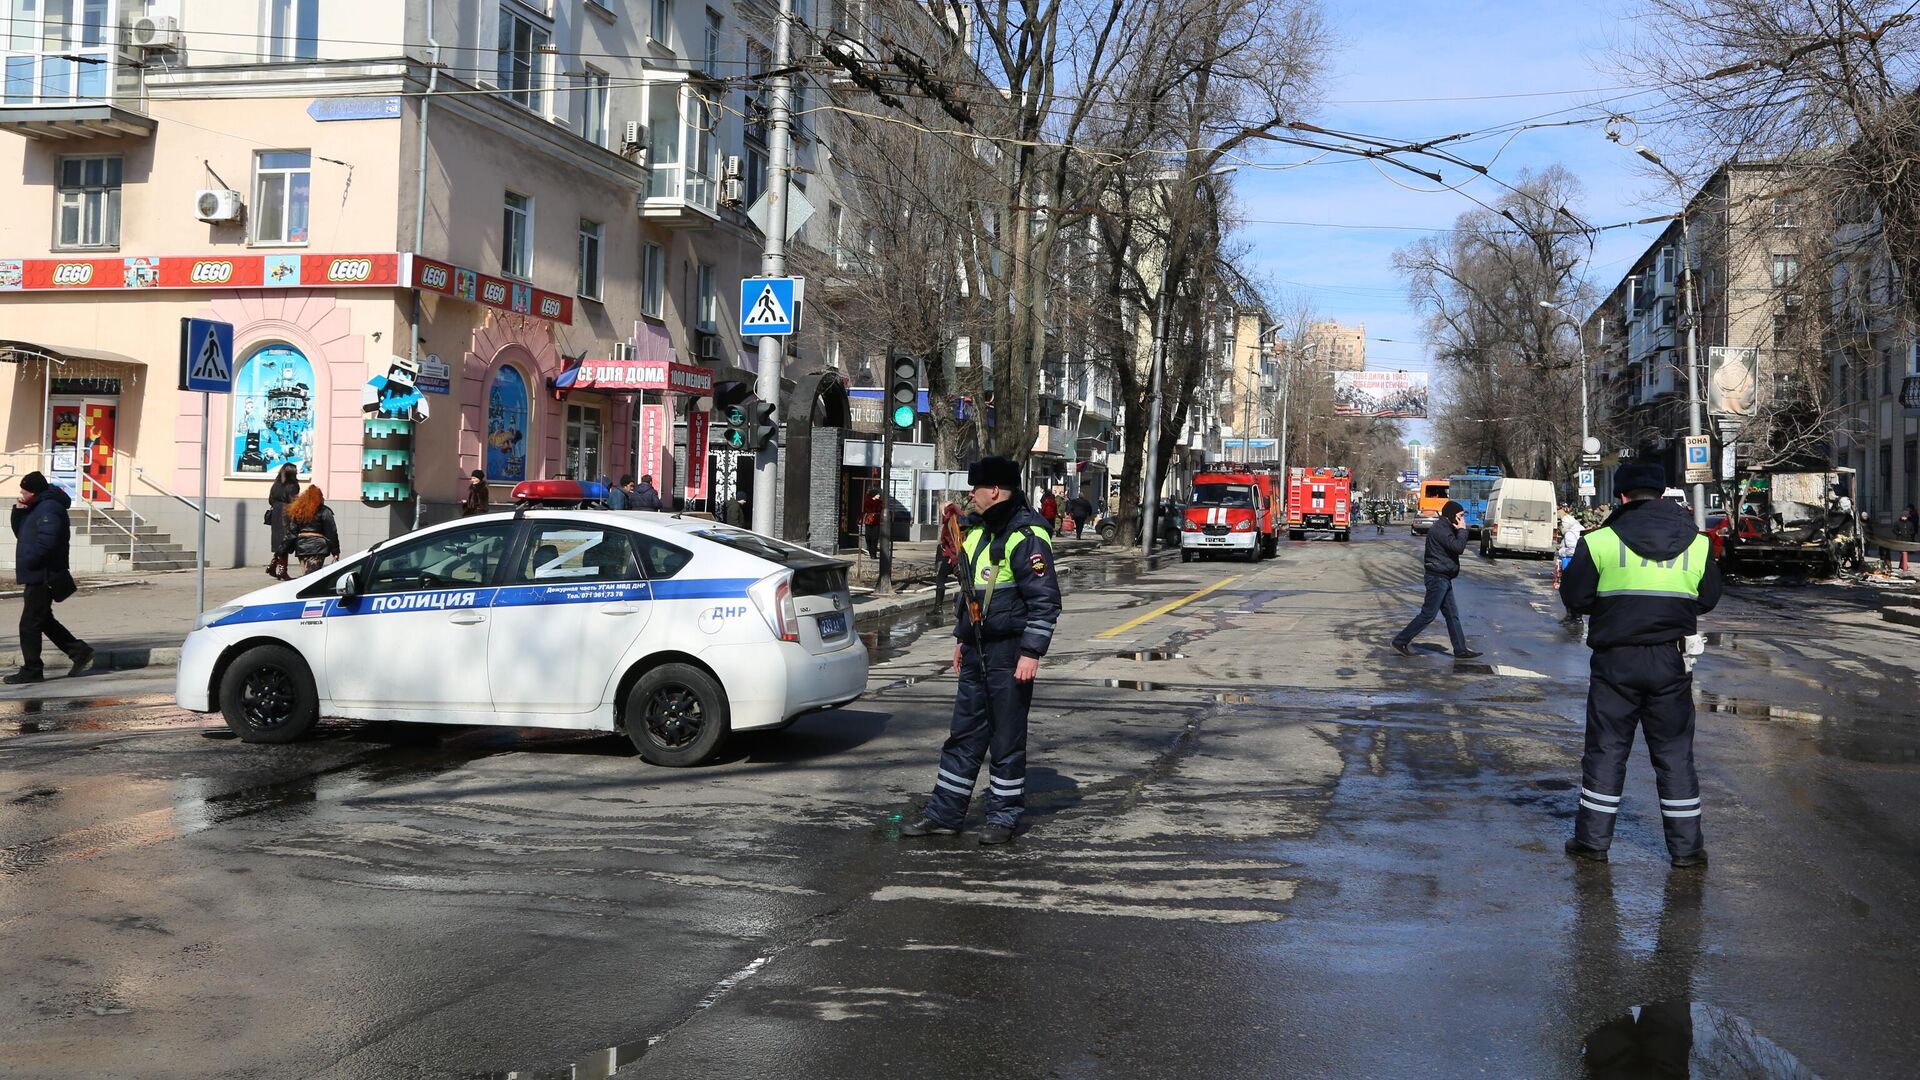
top-left (1234, 0), bottom-right (1681, 447)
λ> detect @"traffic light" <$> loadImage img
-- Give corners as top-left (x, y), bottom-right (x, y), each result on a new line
top-left (713, 380), bottom-right (751, 450)
top-left (747, 401), bottom-right (779, 449)
top-left (888, 354), bottom-right (920, 429)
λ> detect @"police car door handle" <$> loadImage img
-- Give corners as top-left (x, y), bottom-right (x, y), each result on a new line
top-left (599, 602), bottom-right (640, 616)
top-left (447, 612), bottom-right (487, 625)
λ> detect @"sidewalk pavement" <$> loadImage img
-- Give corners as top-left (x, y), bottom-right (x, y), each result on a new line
top-left (0, 535), bottom-right (1135, 674)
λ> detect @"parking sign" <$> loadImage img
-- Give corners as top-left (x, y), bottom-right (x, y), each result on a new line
top-left (1683, 434), bottom-right (1712, 484)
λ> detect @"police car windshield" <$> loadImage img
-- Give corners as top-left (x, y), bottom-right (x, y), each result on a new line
top-left (1192, 483), bottom-right (1254, 507)
top-left (690, 527), bottom-right (842, 570)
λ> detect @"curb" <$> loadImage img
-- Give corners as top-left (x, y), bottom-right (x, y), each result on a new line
top-left (0, 644), bottom-right (180, 673)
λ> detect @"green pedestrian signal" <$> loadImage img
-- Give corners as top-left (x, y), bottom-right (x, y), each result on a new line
top-left (891, 403), bottom-right (916, 428)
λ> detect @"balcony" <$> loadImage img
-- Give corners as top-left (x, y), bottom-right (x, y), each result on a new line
top-left (638, 74), bottom-right (720, 228)
top-left (2, 13), bottom-right (154, 140)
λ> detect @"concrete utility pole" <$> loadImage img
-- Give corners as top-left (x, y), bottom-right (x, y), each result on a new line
top-left (1636, 145), bottom-right (1709, 529)
top-left (751, 0), bottom-right (796, 535)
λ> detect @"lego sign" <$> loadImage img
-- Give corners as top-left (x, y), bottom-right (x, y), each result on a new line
top-left (0, 253), bottom-right (403, 291)
top-left (407, 255), bottom-right (572, 324)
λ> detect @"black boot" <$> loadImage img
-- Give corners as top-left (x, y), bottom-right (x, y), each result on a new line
top-left (4, 667), bottom-right (45, 685)
top-left (899, 817), bottom-right (959, 837)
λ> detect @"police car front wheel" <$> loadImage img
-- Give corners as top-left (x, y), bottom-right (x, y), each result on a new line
top-left (625, 663), bottom-right (730, 767)
top-left (218, 644), bottom-right (319, 744)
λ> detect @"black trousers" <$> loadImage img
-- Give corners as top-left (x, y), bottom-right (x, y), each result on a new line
top-left (932, 553), bottom-right (954, 609)
top-left (864, 523), bottom-right (882, 557)
top-left (1575, 643), bottom-right (1704, 858)
top-left (924, 637), bottom-right (1032, 829)
top-left (19, 582), bottom-right (80, 671)
top-left (1393, 573), bottom-right (1469, 653)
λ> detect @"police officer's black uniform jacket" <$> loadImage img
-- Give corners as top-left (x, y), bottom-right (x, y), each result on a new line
top-left (949, 497), bottom-right (1062, 659)
top-left (1559, 496), bottom-right (1722, 858)
top-left (1561, 497), bottom-right (1722, 644)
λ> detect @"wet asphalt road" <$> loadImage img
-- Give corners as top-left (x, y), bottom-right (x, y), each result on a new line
top-left (2, 533), bottom-right (1917, 1078)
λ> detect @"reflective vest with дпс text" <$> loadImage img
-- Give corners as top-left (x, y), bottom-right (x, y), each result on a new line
top-left (962, 522), bottom-right (1051, 617)
top-left (1584, 527), bottom-right (1710, 599)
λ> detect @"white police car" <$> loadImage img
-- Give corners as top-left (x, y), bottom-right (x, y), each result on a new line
top-left (176, 493), bottom-right (867, 766)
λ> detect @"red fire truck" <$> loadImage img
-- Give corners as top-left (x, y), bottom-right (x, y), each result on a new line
top-left (1284, 466), bottom-right (1353, 542)
top-left (1180, 465), bottom-right (1279, 562)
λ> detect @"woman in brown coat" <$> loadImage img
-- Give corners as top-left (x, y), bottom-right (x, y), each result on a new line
top-left (460, 469), bottom-right (490, 517)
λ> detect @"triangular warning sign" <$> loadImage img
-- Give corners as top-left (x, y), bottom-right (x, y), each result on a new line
top-left (191, 330), bottom-right (230, 382)
top-left (743, 284), bottom-right (788, 327)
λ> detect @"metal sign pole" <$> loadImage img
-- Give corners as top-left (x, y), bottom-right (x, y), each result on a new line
top-left (197, 394), bottom-right (208, 617)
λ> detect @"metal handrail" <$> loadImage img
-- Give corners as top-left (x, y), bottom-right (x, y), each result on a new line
top-left (128, 459), bottom-right (221, 523)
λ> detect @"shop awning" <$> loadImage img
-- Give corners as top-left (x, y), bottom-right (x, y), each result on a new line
top-left (0, 339), bottom-right (145, 366)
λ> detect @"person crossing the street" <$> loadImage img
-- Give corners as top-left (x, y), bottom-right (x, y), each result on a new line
top-left (1391, 499), bottom-right (1481, 659)
top-left (902, 455), bottom-right (1061, 845)
top-left (1560, 462), bottom-right (1722, 869)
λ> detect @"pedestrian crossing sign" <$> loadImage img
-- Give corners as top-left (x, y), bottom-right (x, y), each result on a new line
top-left (740, 277), bottom-right (800, 337)
top-left (179, 317), bottom-right (235, 394)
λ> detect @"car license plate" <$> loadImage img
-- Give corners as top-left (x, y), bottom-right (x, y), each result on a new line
top-left (818, 612), bottom-right (847, 638)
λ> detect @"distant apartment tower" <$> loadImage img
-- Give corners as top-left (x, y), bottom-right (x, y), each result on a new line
top-left (1305, 321), bottom-right (1365, 371)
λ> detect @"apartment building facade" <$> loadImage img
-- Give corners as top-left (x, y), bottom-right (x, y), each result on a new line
top-left (0, 0), bottom-right (864, 566)
top-left (1583, 161), bottom-right (1798, 501)
top-left (1829, 206), bottom-right (1920, 528)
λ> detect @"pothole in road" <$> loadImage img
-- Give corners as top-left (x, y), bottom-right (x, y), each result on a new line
top-left (1581, 1001), bottom-right (1817, 1079)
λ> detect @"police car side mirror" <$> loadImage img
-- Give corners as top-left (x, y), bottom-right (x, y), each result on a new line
top-left (336, 571), bottom-right (362, 600)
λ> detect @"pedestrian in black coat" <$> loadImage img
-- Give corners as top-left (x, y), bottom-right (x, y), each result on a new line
top-left (266, 463), bottom-right (299, 580)
top-left (632, 475), bottom-right (664, 511)
top-left (8, 472), bottom-right (92, 683)
top-left (1391, 499), bottom-right (1481, 658)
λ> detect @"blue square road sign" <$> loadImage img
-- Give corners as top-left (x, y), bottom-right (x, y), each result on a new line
top-left (179, 317), bottom-right (236, 394)
top-left (740, 277), bottom-right (799, 337)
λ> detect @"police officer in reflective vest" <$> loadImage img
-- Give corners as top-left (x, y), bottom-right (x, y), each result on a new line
top-left (1560, 462), bottom-right (1721, 868)
top-left (902, 455), bottom-right (1061, 845)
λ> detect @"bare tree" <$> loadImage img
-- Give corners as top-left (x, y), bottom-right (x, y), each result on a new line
top-left (1395, 167), bottom-right (1592, 485)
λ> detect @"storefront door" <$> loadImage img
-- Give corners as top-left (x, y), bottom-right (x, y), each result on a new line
top-left (564, 402), bottom-right (604, 481)
top-left (48, 397), bottom-right (117, 503)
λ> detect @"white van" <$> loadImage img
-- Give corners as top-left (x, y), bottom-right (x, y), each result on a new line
top-left (1481, 478), bottom-right (1558, 558)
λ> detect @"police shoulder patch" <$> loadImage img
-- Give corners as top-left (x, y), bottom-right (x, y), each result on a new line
top-left (1028, 552), bottom-right (1048, 576)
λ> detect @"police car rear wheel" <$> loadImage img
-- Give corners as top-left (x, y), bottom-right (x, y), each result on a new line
top-left (626, 664), bottom-right (729, 766)
top-left (219, 645), bottom-right (319, 744)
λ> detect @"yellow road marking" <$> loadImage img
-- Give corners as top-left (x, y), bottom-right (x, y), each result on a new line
top-left (1095, 574), bottom-right (1242, 639)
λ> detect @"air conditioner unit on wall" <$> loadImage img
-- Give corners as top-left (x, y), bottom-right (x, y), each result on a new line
top-left (723, 156), bottom-right (743, 181)
top-left (696, 333), bottom-right (723, 360)
top-left (612, 341), bottom-right (633, 362)
top-left (194, 189), bottom-right (244, 223)
top-left (719, 178), bottom-right (745, 207)
top-left (621, 121), bottom-right (647, 162)
top-left (128, 14), bottom-right (182, 51)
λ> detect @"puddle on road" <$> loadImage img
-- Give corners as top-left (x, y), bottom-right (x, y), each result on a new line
top-left (1117, 650), bottom-right (1185, 662)
top-left (1696, 692), bottom-right (1920, 764)
top-left (1100, 679), bottom-right (1170, 691)
top-left (859, 610), bottom-right (934, 664)
top-left (1582, 1001), bottom-right (1818, 1079)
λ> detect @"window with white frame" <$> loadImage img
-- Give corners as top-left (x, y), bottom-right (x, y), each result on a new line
top-left (651, 0), bottom-right (673, 46)
top-left (3, 0), bottom-right (112, 105)
top-left (705, 8), bottom-right (723, 64)
top-left (268, 0), bottom-right (320, 61)
top-left (696, 263), bottom-right (716, 331)
top-left (642, 242), bottom-right (665, 317)
top-left (503, 191), bottom-right (533, 279)
top-left (497, 6), bottom-right (550, 110)
top-left (577, 219), bottom-right (603, 300)
top-left (54, 156), bottom-right (121, 250)
top-left (252, 151), bottom-right (312, 246)
top-left (581, 67), bottom-right (610, 147)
